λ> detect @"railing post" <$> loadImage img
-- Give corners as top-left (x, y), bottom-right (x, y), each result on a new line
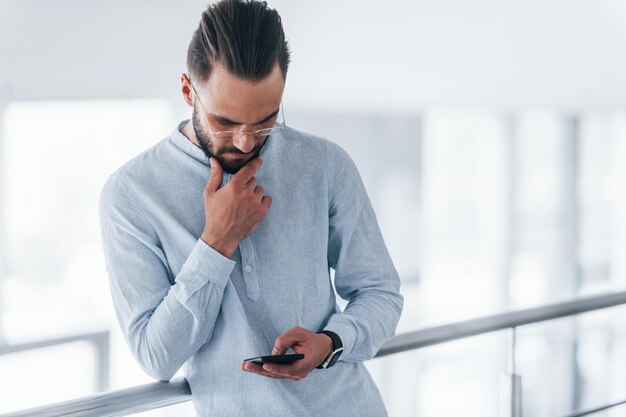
top-left (500, 327), bottom-right (522, 417)
top-left (0, 89), bottom-right (9, 346)
top-left (94, 331), bottom-right (110, 392)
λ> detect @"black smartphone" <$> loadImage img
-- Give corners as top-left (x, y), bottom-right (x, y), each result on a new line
top-left (243, 353), bottom-right (304, 365)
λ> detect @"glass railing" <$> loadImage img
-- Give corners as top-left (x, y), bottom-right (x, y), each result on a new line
top-left (2, 291), bottom-right (626, 417)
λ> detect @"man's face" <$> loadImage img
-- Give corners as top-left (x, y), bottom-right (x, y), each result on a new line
top-left (190, 63), bottom-right (285, 174)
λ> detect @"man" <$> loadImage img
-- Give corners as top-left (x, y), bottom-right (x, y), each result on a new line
top-left (99, 0), bottom-right (403, 415)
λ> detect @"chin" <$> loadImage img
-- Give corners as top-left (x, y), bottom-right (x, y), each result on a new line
top-left (220, 158), bottom-right (249, 174)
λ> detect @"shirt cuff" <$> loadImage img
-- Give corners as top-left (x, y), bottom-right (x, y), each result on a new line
top-left (172, 238), bottom-right (236, 303)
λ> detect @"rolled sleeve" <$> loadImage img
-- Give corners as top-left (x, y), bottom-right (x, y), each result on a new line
top-left (172, 238), bottom-right (236, 304)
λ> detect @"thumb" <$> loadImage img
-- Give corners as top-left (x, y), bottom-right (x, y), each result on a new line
top-left (206, 157), bottom-right (223, 193)
top-left (272, 327), bottom-right (302, 355)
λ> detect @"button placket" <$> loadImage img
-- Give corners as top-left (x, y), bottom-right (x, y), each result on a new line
top-left (238, 235), bottom-right (260, 301)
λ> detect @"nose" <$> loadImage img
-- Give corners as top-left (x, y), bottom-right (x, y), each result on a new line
top-left (232, 131), bottom-right (256, 154)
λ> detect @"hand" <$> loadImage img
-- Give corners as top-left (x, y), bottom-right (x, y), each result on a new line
top-left (201, 157), bottom-right (272, 258)
top-left (240, 326), bottom-right (333, 382)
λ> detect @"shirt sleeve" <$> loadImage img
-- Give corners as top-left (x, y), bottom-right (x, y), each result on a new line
top-left (322, 142), bottom-right (404, 362)
top-left (99, 173), bottom-right (236, 381)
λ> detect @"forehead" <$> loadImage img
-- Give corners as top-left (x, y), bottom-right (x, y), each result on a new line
top-left (197, 62), bottom-right (285, 123)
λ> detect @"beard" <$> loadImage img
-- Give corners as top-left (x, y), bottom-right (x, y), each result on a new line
top-left (191, 103), bottom-right (267, 174)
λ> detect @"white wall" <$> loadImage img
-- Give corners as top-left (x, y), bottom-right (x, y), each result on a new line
top-left (1, 0), bottom-right (626, 111)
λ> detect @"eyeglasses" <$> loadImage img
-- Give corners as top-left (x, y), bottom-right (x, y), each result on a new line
top-left (190, 82), bottom-right (286, 140)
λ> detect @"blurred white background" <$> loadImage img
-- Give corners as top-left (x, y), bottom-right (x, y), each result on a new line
top-left (1, 1), bottom-right (626, 416)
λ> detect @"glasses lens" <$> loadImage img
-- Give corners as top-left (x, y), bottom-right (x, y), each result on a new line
top-left (254, 126), bottom-right (284, 138)
top-left (254, 128), bottom-right (273, 138)
top-left (213, 131), bottom-right (239, 139)
top-left (212, 125), bottom-right (285, 139)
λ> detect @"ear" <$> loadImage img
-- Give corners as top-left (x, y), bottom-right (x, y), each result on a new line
top-left (180, 73), bottom-right (194, 107)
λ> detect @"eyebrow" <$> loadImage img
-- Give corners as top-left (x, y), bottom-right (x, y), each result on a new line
top-left (211, 108), bottom-right (280, 126)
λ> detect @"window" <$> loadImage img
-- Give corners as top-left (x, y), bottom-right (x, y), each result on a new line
top-left (0, 99), bottom-right (183, 414)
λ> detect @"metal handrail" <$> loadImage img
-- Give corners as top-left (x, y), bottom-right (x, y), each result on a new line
top-left (2, 290), bottom-right (625, 417)
top-left (0, 331), bottom-right (108, 355)
top-left (0, 330), bottom-right (110, 392)
top-left (377, 290), bottom-right (626, 357)
top-left (562, 398), bottom-right (626, 417)
top-left (0, 378), bottom-right (192, 417)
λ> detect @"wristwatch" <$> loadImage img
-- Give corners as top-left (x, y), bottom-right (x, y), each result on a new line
top-left (316, 330), bottom-right (343, 369)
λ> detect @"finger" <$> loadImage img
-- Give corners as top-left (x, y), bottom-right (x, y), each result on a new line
top-left (206, 157), bottom-right (223, 193)
top-left (272, 326), bottom-right (305, 355)
top-left (245, 368), bottom-right (281, 379)
top-left (261, 195), bottom-right (272, 209)
top-left (233, 157), bottom-right (263, 185)
top-left (246, 176), bottom-right (257, 189)
top-left (253, 185), bottom-right (265, 197)
top-left (241, 362), bottom-right (279, 378)
top-left (242, 362), bottom-right (291, 380)
top-left (262, 363), bottom-right (304, 380)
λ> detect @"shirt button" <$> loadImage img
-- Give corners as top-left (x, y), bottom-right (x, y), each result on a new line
top-left (245, 265), bottom-right (253, 273)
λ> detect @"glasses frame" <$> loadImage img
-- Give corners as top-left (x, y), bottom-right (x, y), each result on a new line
top-left (190, 82), bottom-right (286, 140)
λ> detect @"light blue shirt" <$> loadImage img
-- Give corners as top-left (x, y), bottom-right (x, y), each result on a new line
top-left (99, 120), bottom-right (404, 417)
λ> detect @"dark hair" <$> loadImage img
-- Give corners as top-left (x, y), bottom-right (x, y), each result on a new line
top-left (187, 0), bottom-right (290, 83)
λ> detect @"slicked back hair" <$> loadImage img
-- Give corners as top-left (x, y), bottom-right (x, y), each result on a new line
top-left (187, 0), bottom-right (290, 84)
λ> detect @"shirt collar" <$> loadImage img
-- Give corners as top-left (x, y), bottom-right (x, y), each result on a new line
top-left (170, 119), bottom-right (211, 166)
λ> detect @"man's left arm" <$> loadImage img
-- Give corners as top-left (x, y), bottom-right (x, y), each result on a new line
top-left (242, 142), bottom-right (404, 379)
top-left (321, 141), bottom-right (404, 362)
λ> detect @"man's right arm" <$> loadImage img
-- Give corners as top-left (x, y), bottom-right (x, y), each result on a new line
top-left (99, 173), bottom-right (235, 381)
top-left (99, 157), bottom-right (269, 381)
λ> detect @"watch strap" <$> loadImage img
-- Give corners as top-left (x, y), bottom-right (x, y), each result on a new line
top-left (316, 330), bottom-right (343, 369)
